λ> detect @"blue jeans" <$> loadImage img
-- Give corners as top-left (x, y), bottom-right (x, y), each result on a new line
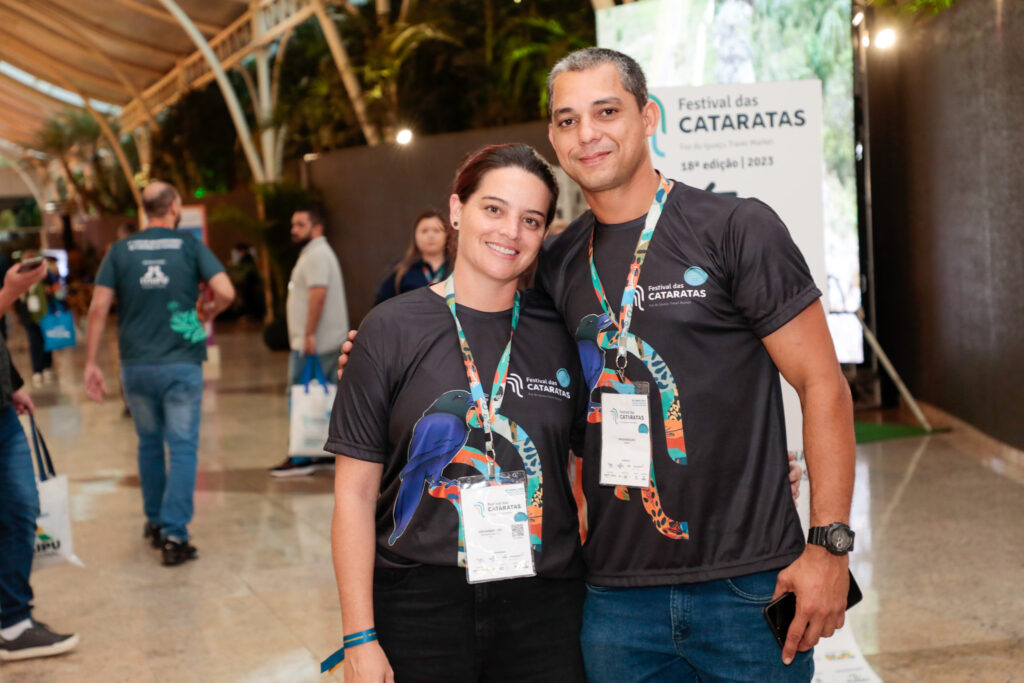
top-left (0, 406), bottom-right (39, 627)
top-left (580, 569), bottom-right (814, 683)
top-left (121, 363), bottom-right (203, 542)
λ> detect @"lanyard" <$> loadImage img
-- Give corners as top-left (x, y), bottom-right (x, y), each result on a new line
top-left (423, 261), bottom-right (446, 284)
top-left (443, 276), bottom-right (521, 479)
top-left (587, 174), bottom-right (673, 380)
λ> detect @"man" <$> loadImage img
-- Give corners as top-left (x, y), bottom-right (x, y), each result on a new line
top-left (84, 181), bottom-right (235, 566)
top-left (269, 205), bottom-right (349, 477)
top-left (0, 259), bottom-right (78, 661)
top-left (535, 48), bottom-right (855, 680)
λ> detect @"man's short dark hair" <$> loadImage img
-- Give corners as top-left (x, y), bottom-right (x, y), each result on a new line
top-left (546, 47), bottom-right (648, 120)
top-left (142, 183), bottom-right (179, 218)
top-left (294, 204), bottom-right (325, 229)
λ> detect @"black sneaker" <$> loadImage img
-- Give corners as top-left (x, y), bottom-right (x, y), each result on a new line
top-left (269, 456), bottom-right (334, 478)
top-left (161, 539), bottom-right (198, 566)
top-left (143, 522), bottom-right (162, 549)
top-left (0, 620), bottom-right (79, 661)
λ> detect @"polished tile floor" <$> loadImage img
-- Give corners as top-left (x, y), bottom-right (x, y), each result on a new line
top-left (2, 323), bottom-right (1022, 682)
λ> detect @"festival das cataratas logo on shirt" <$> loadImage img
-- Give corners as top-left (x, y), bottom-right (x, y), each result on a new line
top-left (507, 368), bottom-right (572, 401)
top-left (634, 266), bottom-right (709, 308)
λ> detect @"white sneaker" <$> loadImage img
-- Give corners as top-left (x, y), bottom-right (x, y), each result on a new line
top-left (31, 373), bottom-right (43, 387)
top-left (42, 369), bottom-right (55, 383)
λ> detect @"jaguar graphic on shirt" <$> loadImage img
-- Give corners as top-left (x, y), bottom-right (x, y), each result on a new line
top-left (575, 311), bottom-right (690, 541)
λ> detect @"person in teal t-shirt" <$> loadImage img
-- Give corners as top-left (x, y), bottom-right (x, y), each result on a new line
top-left (83, 181), bottom-right (236, 566)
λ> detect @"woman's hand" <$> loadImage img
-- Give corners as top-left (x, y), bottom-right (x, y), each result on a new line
top-left (343, 640), bottom-right (394, 683)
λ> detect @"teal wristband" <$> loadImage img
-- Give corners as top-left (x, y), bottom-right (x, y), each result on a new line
top-left (320, 628), bottom-right (378, 674)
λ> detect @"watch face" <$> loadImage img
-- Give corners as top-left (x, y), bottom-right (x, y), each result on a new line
top-left (827, 526), bottom-right (853, 552)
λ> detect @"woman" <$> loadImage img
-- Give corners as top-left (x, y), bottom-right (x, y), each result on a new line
top-left (325, 144), bottom-right (588, 682)
top-left (373, 209), bottom-right (451, 305)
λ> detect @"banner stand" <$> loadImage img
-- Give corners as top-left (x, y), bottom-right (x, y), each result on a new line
top-left (857, 310), bottom-right (932, 432)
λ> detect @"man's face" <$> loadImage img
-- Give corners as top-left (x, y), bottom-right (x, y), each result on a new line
top-left (547, 63), bottom-right (658, 195)
top-left (291, 212), bottom-right (315, 244)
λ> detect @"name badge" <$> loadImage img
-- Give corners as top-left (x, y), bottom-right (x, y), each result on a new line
top-left (599, 383), bottom-right (653, 489)
top-left (458, 471), bottom-right (536, 584)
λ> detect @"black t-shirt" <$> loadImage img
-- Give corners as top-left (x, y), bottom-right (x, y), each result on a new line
top-left (326, 286), bottom-right (587, 579)
top-left (537, 181), bottom-right (821, 587)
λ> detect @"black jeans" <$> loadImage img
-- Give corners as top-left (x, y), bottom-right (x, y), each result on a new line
top-left (25, 321), bottom-right (51, 374)
top-left (373, 565), bottom-right (585, 682)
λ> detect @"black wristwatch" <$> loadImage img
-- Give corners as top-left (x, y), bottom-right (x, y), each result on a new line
top-left (807, 523), bottom-right (855, 555)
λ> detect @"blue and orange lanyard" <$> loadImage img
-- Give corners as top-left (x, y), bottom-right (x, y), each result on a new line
top-left (587, 174), bottom-right (673, 379)
top-left (443, 276), bottom-right (520, 479)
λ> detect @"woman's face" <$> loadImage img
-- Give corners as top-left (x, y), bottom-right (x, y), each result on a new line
top-left (414, 216), bottom-right (447, 258)
top-left (449, 166), bottom-right (550, 288)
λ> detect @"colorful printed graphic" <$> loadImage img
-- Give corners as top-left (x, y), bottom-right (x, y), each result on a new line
top-left (391, 390), bottom-right (473, 545)
top-left (396, 280), bottom-right (545, 566)
top-left (576, 314), bottom-right (689, 540)
top-left (394, 390), bottom-right (544, 566)
top-left (578, 177), bottom-right (689, 540)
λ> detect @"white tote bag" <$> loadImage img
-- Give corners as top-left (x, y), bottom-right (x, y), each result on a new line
top-left (29, 416), bottom-right (84, 570)
top-left (288, 357), bottom-right (337, 456)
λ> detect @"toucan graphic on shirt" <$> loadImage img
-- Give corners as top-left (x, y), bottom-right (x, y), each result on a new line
top-left (391, 390), bottom-right (474, 545)
top-left (390, 388), bottom-right (545, 565)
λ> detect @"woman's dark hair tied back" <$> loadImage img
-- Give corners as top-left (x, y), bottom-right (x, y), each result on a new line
top-left (452, 144), bottom-right (560, 227)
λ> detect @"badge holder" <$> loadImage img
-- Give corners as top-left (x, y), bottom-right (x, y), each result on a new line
top-left (599, 381), bottom-right (653, 489)
top-left (457, 468), bottom-right (535, 584)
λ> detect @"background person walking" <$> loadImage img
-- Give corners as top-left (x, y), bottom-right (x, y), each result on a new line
top-left (269, 205), bottom-right (349, 478)
top-left (83, 181), bottom-right (235, 566)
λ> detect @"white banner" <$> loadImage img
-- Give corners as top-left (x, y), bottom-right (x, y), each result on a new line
top-left (649, 79), bottom-right (825, 460)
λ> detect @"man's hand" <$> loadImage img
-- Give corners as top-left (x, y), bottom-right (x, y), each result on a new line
top-left (337, 329), bottom-right (358, 380)
top-left (196, 296), bottom-right (219, 323)
top-left (84, 363), bottom-right (108, 403)
top-left (11, 388), bottom-right (34, 416)
top-left (773, 546), bottom-right (849, 665)
top-left (343, 640), bottom-right (394, 683)
top-left (304, 332), bottom-right (317, 356)
top-left (788, 452), bottom-right (803, 502)
top-left (3, 261), bottom-right (46, 299)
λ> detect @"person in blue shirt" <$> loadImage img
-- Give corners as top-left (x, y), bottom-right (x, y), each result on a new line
top-left (373, 209), bottom-right (450, 305)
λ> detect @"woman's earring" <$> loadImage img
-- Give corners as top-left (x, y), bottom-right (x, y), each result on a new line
top-left (452, 220), bottom-right (459, 228)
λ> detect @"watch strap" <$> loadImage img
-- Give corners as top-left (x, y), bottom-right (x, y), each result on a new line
top-left (807, 523), bottom-right (854, 554)
top-left (807, 526), bottom-right (828, 547)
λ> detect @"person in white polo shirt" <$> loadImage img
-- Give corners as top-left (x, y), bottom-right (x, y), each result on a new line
top-left (270, 204), bottom-right (350, 477)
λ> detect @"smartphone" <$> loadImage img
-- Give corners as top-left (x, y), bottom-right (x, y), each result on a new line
top-left (17, 256), bottom-right (45, 272)
top-left (762, 570), bottom-right (863, 648)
